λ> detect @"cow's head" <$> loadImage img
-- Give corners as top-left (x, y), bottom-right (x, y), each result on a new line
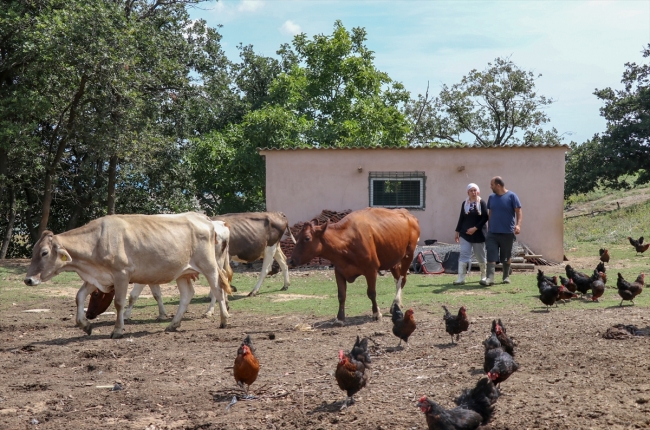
top-left (24, 230), bottom-right (72, 286)
top-left (86, 289), bottom-right (115, 320)
top-left (288, 221), bottom-right (327, 268)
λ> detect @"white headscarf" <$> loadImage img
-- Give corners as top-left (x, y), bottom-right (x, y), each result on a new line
top-left (464, 183), bottom-right (481, 215)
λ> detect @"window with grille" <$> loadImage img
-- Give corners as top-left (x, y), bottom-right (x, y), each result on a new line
top-left (369, 171), bottom-right (426, 209)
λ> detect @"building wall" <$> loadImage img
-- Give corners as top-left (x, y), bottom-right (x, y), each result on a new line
top-left (260, 147), bottom-right (567, 262)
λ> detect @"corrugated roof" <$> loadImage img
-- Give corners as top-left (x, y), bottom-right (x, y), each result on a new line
top-left (258, 142), bottom-right (569, 151)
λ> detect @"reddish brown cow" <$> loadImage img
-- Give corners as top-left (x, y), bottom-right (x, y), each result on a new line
top-left (288, 207), bottom-right (420, 325)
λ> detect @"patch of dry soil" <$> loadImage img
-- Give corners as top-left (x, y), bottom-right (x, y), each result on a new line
top-left (1, 290), bottom-right (650, 429)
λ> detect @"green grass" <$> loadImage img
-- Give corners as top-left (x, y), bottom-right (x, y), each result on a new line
top-left (563, 199), bottom-right (650, 250)
top-left (565, 175), bottom-right (648, 206)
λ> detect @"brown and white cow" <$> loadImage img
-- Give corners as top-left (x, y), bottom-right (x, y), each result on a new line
top-left (288, 207), bottom-right (420, 326)
top-left (85, 220), bottom-right (232, 322)
top-left (24, 213), bottom-right (231, 338)
top-left (211, 212), bottom-right (295, 297)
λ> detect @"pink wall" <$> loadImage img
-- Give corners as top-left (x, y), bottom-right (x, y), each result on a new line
top-left (260, 147), bottom-right (567, 262)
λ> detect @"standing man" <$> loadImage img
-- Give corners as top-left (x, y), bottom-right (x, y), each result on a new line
top-left (479, 176), bottom-right (522, 286)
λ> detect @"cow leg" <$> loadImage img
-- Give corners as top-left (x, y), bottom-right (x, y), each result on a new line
top-left (365, 271), bottom-right (382, 321)
top-left (204, 292), bottom-right (217, 318)
top-left (110, 280), bottom-right (129, 339)
top-left (149, 284), bottom-right (168, 321)
top-left (389, 265), bottom-right (405, 310)
top-left (208, 280), bottom-right (230, 328)
top-left (166, 277), bottom-right (194, 332)
top-left (274, 246), bottom-right (291, 291)
top-left (334, 269), bottom-right (347, 326)
top-left (75, 282), bottom-right (96, 335)
top-left (248, 244), bottom-right (277, 297)
top-left (124, 283), bottom-right (146, 320)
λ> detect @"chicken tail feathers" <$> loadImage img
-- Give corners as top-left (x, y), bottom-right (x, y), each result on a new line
top-left (442, 305), bottom-right (451, 319)
top-left (391, 304), bottom-right (404, 323)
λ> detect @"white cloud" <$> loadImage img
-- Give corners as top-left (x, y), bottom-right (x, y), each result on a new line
top-left (280, 20), bottom-right (302, 35)
top-left (238, 0), bottom-right (264, 13)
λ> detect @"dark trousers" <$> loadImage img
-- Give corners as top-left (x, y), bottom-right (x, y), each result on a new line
top-left (485, 232), bottom-right (515, 264)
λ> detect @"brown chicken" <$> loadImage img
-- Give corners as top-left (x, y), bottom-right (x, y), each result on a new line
top-left (599, 248), bottom-right (610, 263)
top-left (628, 236), bottom-right (649, 255)
top-left (559, 275), bottom-right (577, 293)
top-left (590, 270), bottom-right (606, 302)
top-left (335, 336), bottom-right (371, 407)
top-left (617, 272), bottom-right (645, 306)
top-left (391, 305), bottom-right (416, 348)
top-left (233, 335), bottom-right (259, 395)
top-left (442, 305), bottom-right (470, 344)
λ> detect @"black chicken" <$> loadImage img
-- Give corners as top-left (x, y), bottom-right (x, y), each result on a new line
top-left (565, 265), bottom-right (592, 296)
top-left (418, 378), bottom-right (498, 430)
top-left (628, 236), bottom-right (649, 255)
top-left (483, 332), bottom-right (519, 388)
top-left (596, 261), bottom-right (607, 284)
top-left (442, 305), bottom-right (470, 344)
top-left (617, 272), bottom-right (645, 306)
top-left (538, 270), bottom-right (561, 310)
top-left (491, 319), bottom-right (515, 357)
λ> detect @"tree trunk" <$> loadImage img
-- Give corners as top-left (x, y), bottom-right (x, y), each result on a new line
top-left (0, 147), bottom-right (7, 201)
top-left (107, 154), bottom-right (118, 215)
top-left (0, 188), bottom-right (16, 259)
top-left (37, 75), bottom-right (88, 236)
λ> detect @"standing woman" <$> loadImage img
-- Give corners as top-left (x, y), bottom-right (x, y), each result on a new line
top-left (453, 183), bottom-right (489, 285)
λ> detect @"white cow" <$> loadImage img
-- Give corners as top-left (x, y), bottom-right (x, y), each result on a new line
top-left (86, 221), bottom-right (233, 322)
top-left (24, 213), bottom-right (231, 338)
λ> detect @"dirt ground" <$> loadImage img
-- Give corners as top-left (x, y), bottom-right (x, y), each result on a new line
top-left (2, 265), bottom-right (650, 430)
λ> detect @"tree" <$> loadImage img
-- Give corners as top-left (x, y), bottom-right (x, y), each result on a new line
top-left (407, 57), bottom-right (561, 147)
top-left (565, 44), bottom-right (650, 196)
top-left (189, 21), bottom-right (412, 214)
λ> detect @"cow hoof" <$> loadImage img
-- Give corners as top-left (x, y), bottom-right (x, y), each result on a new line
top-left (333, 319), bottom-right (345, 327)
top-left (82, 325), bottom-right (92, 336)
top-left (156, 315), bottom-right (169, 322)
top-left (219, 322), bottom-right (228, 329)
top-left (203, 313), bottom-right (214, 319)
top-left (165, 325), bottom-right (179, 333)
top-left (247, 291), bottom-right (258, 297)
top-left (373, 312), bottom-right (382, 321)
top-left (280, 286), bottom-right (289, 291)
top-left (110, 331), bottom-right (123, 339)
top-left (231, 285), bottom-right (238, 292)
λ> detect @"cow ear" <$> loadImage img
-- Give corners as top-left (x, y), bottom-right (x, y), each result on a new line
top-left (56, 247), bottom-right (72, 263)
top-left (317, 220), bottom-right (329, 234)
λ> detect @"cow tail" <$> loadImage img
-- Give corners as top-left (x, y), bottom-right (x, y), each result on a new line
top-left (286, 225), bottom-right (296, 244)
top-left (219, 267), bottom-right (232, 296)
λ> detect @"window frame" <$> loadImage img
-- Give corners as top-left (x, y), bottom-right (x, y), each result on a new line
top-left (368, 171), bottom-right (426, 210)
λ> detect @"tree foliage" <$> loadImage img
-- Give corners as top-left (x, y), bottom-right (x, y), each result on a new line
top-left (188, 21), bottom-right (412, 215)
top-left (565, 45), bottom-right (650, 196)
top-left (407, 57), bottom-right (560, 147)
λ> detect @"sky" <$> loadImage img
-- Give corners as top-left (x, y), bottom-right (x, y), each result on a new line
top-left (191, 0), bottom-right (650, 144)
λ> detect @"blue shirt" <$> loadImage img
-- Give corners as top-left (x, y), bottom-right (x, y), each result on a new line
top-left (487, 191), bottom-right (522, 234)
